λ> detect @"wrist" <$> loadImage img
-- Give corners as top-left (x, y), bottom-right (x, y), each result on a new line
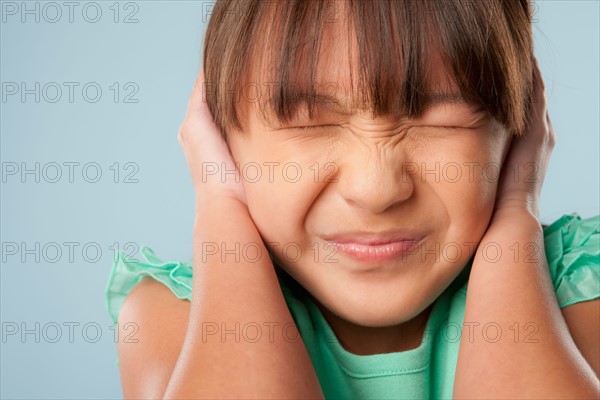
top-left (491, 194), bottom-right (540, 223)
top-left (195, 190), bottom-right (246, 213)
top-left (493, 191), bottom-right (540, 222)
top-left (485, 208), bottom-right (543, 241)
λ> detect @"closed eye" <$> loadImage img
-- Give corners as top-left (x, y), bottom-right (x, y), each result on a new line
top-left (292, 124), bottom-right (341, 131)
top-left (423, 125), bottom-right (477, 130)
top-left (290, 125), bottom-right (475, 133)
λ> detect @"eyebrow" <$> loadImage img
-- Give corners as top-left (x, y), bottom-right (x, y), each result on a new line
top-left (424, 92), bottom-right (471, 106)
top-left (301, 94), bottom-right (354, 115)
top-left (291, 90), bottom-right (477, 116)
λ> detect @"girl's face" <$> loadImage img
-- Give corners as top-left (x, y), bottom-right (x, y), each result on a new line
top-left (226, 31), bottom-right (512, 328)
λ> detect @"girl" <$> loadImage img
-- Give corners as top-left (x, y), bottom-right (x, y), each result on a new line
top-left (106, 1), bottom-right (600, 398)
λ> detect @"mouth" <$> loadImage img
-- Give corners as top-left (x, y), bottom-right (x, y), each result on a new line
top-left (327, 239), bottom-right (424, 263)
top-left (321, 230), bottom-right (427, 264)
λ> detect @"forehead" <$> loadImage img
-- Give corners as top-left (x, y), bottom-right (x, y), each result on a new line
top-left (242, 2), bottom-right (463, 128)
top-left (253, 6), bottom-right (455, 88)
top-left (315, 15), bottom-right (458, 99)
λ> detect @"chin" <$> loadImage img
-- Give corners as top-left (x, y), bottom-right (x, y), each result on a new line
top-left (313, 284), bottom-right (433, 328)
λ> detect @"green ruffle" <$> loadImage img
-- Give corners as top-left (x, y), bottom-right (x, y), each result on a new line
top-left (543, 213), bottom-right (600, 308)
top-left (105, 246), bottom-right (193, 324)
top-left (104, 213), bottom-right (600, 325)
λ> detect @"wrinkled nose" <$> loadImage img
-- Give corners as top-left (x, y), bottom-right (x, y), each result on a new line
top-left (336, 146), bottom-right (414, 214)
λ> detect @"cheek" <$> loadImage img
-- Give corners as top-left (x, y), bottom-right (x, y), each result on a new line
top-left (244, 179), bottom-right (300, 242)
top-left (417, 132), bottom-right (505, 241)
top-left (228, 137), bottom-right (325, 248)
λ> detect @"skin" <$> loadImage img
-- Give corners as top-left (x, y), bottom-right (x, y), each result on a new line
top-left (226, 32), bottom-right (511, 355)
top-left (116, 16), bottom-right (600, 400)
top-left (452, 60), bottom-right (599, 398)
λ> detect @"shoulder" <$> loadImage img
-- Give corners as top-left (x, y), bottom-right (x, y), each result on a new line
top-left (120, 275), bottom-right (190, 327)
top-left (543, 213), bottom-right (599, 378)
top-left (117, 276), bottom-right (190, 398)
top-left (542, 213), bottom-right (599, 308)
top-left (561, 297), bottom-right (600, 378)
top-left (105, 246), bottom-right (193, 325)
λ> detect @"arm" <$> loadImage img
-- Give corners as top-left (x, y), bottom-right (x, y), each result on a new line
top-left (454, 214), bottom-right (599, 398)
top-left (453, 59), bottom-right (600, 398)
top-left (163, 69), bottom-right (323, 399)
top-left (562, 298), bottom-right (600, 378)
top-left (164, 199), bottom-right (323, 399)
top-left (118, 69), bottom-right (324, 399)
top-left (117, 277), bottom-right (191, 399)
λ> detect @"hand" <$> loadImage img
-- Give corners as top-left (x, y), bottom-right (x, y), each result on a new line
top-left (491, 57), bottom-right (556, 222)
top-left (457, 59), bottom-right (596, 400)
top-left (169, 69), bottom-right (325, 400)
top-left (177, 68), bottom-right (247, 206)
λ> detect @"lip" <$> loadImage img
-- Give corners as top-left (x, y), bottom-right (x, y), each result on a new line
top-left (322, 230), bottom-right (426, 245)
top-left (322, 230), bottom-right (427, 264)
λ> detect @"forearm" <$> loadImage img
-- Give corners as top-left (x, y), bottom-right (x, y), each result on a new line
top-left (454, 212), bottom-right (599, 398)
top-left (163, 197), bottom-right (324, 399)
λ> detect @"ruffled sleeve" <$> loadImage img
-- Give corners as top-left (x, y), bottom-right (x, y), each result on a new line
top-left (543, 213), bottom-right (600, 308)
top-left (104, 214), bottom-right (599, 324)
top-left (104, 246), bottom-right (193, 324)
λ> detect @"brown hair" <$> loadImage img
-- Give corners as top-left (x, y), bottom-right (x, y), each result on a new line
top-left (202, 0), bottom-right (535, 139)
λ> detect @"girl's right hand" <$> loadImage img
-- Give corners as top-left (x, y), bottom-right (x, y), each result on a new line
top-left (177, 68), bottom-right (247, 206)
top-left (167, 69), bottom-right (325, 400)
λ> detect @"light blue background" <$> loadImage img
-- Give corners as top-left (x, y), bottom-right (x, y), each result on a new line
top-left (1, 1), bottom-right (598, 398)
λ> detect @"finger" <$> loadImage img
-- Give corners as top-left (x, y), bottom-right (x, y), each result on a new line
top-left (531, 57), bottom-right (547, 121)
top-left (183, 68), bottom-right (222, 135)
top-left (188, 68), bottom-right (206, 113)
top-left (546, 110), bottom-right (556, 148)
top-left (532, 57), bottom-right (545, 90)
top-left (502, 58), bottom-right (552, 183)
top-left (185, 68), bottom-right (212, 120)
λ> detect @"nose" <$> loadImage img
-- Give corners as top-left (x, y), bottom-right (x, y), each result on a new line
top-left (336, 144), bottom-right (414, 214)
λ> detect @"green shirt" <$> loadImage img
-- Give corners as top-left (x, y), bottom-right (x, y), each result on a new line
top-left (105, 213), bottom-right (600, 399)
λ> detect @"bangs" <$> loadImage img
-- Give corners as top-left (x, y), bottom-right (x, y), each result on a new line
top-left (203, 0), bottom-right (534, 138)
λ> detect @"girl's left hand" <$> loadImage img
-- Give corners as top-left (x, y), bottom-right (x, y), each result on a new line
top-left (456, 58), bottom-right (598, 399)
top-left (491, 57), bottom-right (556, 223)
